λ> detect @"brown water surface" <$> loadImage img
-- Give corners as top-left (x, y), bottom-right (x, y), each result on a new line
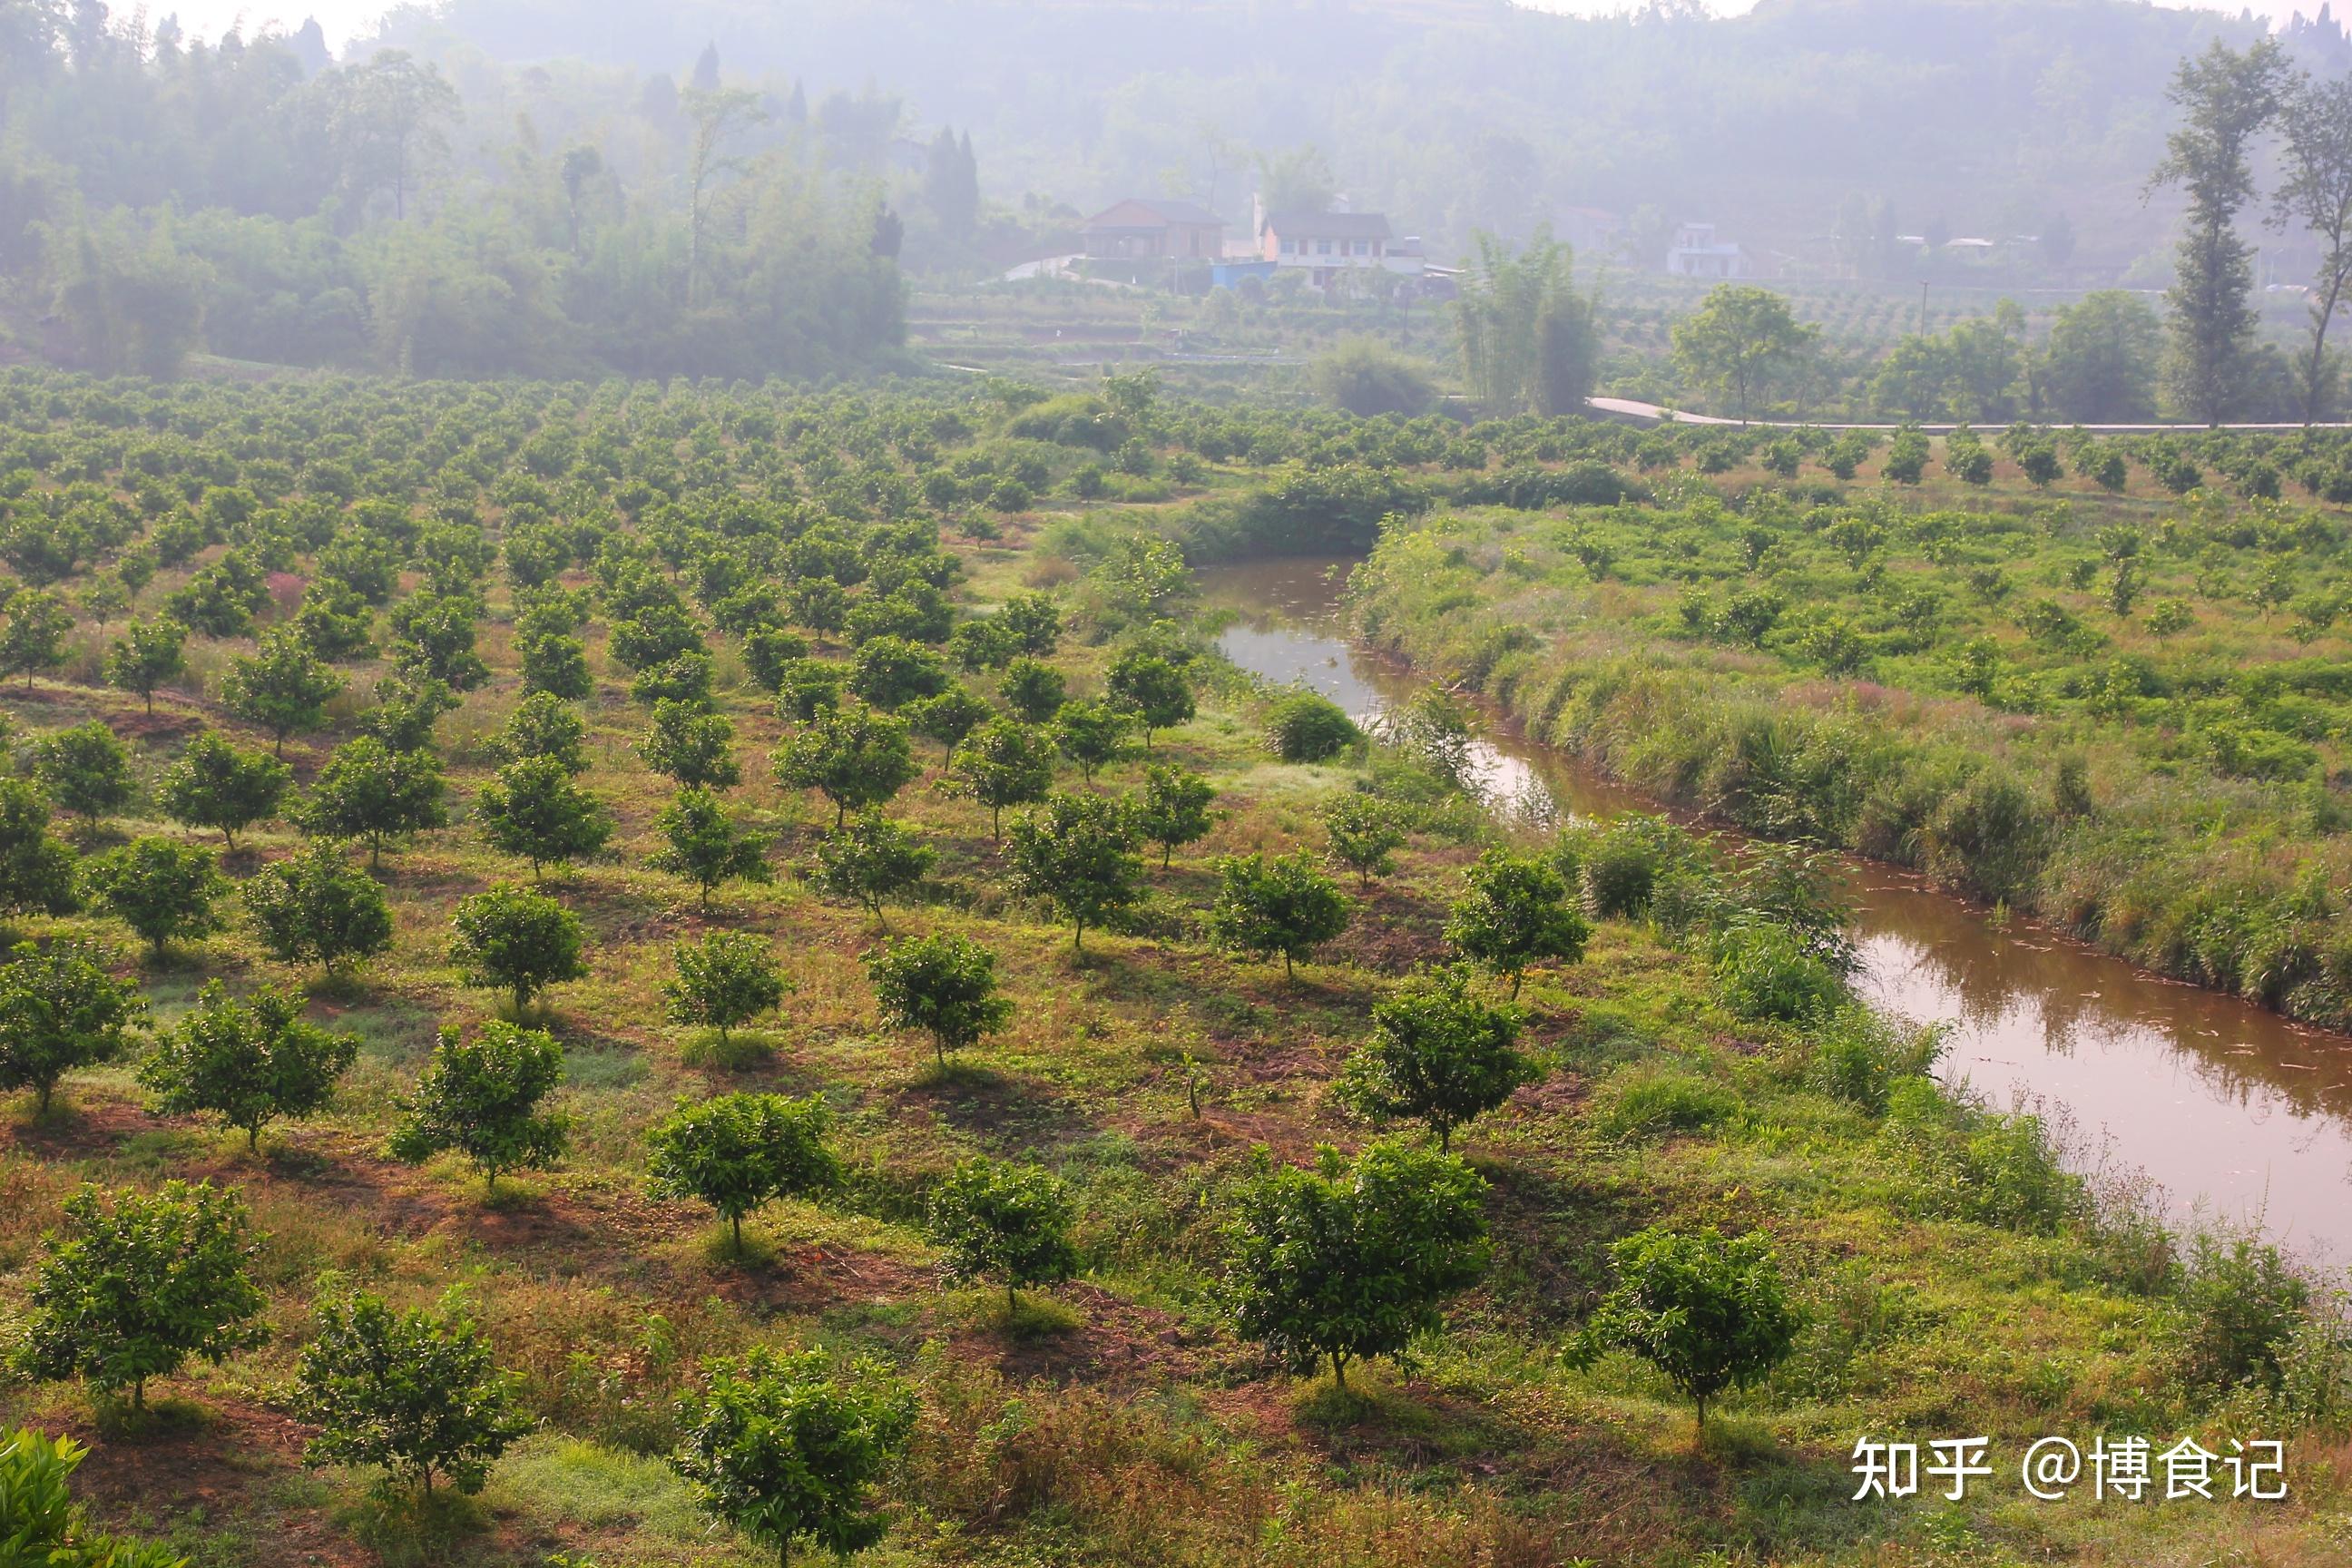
top-left (1201, 556), bottom-right (2352, 1258)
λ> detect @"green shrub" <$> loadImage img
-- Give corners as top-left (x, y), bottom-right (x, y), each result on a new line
top-left (1263, 690), bottom-right (1359, 763)
top-left (2171, 1233), bottom-right (2309, 1394)
top-left (1710, 923), bottom-right (1845, 1024)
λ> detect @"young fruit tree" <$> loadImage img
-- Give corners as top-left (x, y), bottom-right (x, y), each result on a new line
top-left (925, 1157), bottom-right (1081, 1316)
top-left (17, 1180), bottom-right (270, 1413)
top-left (863, 932), bottom-right (1012, 1070)
top-left (296, 736), bottom-right (448, 869)
top-left (904, 684), bottom-right (992, 757)
top-left (1220, 1139), bottom-right (1489, 1389)
top-left (493, 690), bottom-right (589, 772)
top-left (157, 731), bottom-right (291, 850)
top-left (1338, 965), bottom-right (1531, 1151)
top-left (770, 702), bottom-right (917, 828)
top-left (449, 883), bottom-right (588, 1014)
top-left (103, 616), bottom-right (189, 713)
top-left (387, 1022), bottom-right (570, 1195)
top-left (1321, 793), bottom-right (1410, 889)
top-left (808, 811), bottom-right (936, 928)
top-left (943, 717), bottom-right (1054, 842)
top-left (0, 778), bottom-right (81, 918)
top-left (1443, 848), bottom-right (1591, 998)
top-left (1205, 849), bottom-right (1351, 983)
top-left (220, 629), bottom-right (344, 755)
top-left (1106, 649), bottom-right (1194, 747)
top-left (1004, 792), bottom-right (1143, 956)
top-left (998, 657), bottom-right (1065, 724)
top-left (292, 1291), bottom-right (532, 1499)
top-left (1567, 1225), bottom-right (1801, 1435)
top-left (671, 1348), bottom-right (916, 1568)
top-left (664, 930), bottom-right (789, 1044)
top-left (139, 981), bottom-right (358, 1150)
top-left (88, 837), bottom-right (228, 961)
top-left (1050, 698), bottom-right (1132, 783)
top-left (645, 1092), bottom-right (839, 1254)
top-left (1133, 763), bottom-right (1215, 868)
top-left (241, 844), bottom-right (396, 976)
top-left (651, 787), bottom-right (773, 908)
top-left (474, 755), bottom-right (614, 879)
top-left (638, 699), bottom-right (741, 789)
top-left (31, 720), bottom-right (134, 824)
top-left (0, 939), bottom-right (145, 1117)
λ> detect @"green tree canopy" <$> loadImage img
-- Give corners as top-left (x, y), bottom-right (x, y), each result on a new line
top-left (1221, 1139), bottom-right (1489, 1388)
top-left (1671, 284), bottom-right (1820, 423)
top-left (1444, 848), bottom-right (1591, 997)
top-left (139, 980), bottom-right (358, 1150)
top-left (1005, 791), bottom-right (1143, 955)
top-left (388, 1021), bottom-right (570, 1194)
top-left (449, 883), bottom-right (588, 1014)
top-left (771, 702), bottom-right (917, 828)
top-left (1338, 965), bottom-right (1530, 1150)
top-left (157, 732), bottom-right (290, 851)
top-left (864, 931), bottom-right (1012, 1069)
top-left (88, 837), bottom-right (228, 960)
top-left (241, 844), bottom-right (395, 975)
top-left (646, 1093), bottom-right (838, 1253)
top-left (0, 939), bottom-right (144, 1117)
top-left (1206, 848), bottom-right (1351, 982)
top-left (671, 1348), bottom-right (916, 1568)
top-left (1569, 1225), bottom-right (1802, 1433)
top-left (664, 930), bottom-right (789, 1044)
top-left (651, 786), bottom-right (773, 908)
top-left (292, 1290), bottom-right (532, 1498)
top-left (926, 1157), bottom-right (1081, 1314)
top-left (18, 1180), bottom-right (270, 1412)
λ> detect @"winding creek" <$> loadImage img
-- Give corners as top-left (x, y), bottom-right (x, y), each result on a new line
top-left (1200, 556), bottom-right (2352, 1260)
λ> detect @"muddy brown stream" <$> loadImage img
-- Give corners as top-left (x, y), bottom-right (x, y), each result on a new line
top-left (1200, 556), bottom-right (2352, 1259)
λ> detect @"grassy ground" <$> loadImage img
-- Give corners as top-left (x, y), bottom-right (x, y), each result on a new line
top-left (0, 377), bottom-right (2346, 1566)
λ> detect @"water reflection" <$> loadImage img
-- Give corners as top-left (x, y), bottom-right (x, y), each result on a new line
top-left (1200, 557), bottom-right (2352, 1258)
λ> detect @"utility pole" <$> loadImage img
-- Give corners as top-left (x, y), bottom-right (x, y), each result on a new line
top-left (1918, 279), bottom-right (1930, 337)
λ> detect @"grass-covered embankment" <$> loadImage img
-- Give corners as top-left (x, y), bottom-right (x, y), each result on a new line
top-left (1340, 472), bottom-right (2352, 1030)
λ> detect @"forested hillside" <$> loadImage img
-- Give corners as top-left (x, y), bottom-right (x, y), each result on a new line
top-left (0, 6), bottom-right (906, 378)
top-left (368, 0), bottom-right (2316, 266)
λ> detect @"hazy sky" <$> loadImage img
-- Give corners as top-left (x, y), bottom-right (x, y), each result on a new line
top-left (157, 0), bottom-right (2319, 55)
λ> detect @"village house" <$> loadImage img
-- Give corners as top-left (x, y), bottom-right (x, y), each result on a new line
top-left (1080, 199), bottom-right (1227, 261)
top-left (1254, 202), bottom-right (1426, 289)
top-left (1665, 221), bottom-right (1749, 279)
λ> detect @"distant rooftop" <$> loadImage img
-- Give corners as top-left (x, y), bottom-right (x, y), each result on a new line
top-left (1262, 210), bottom-right (1393, 240)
